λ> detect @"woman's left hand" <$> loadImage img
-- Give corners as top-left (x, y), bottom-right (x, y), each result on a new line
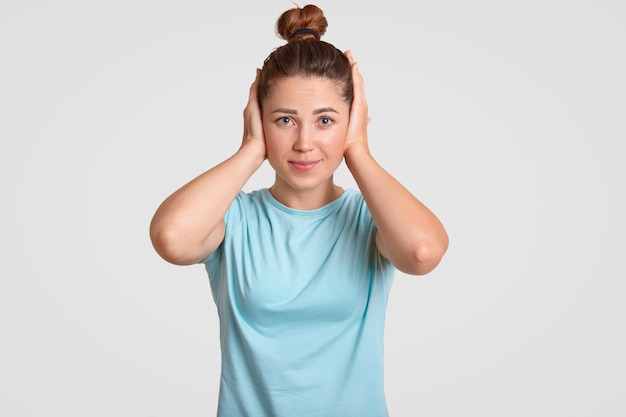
top-left (341, 51), bottom-right (448, 275)
top-left (344, 50), bottom-right (371, 158)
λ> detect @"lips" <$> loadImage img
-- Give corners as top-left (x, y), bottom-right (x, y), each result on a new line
top-left (289, 160), bottom-right (320, 172)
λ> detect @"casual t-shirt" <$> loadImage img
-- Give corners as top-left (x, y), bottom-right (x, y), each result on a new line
top-left (203, 188), bottom-right (395, 417)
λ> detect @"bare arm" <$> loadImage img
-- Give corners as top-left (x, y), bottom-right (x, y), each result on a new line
top-left (343, 52), bottom-right (448, 275)
top-left (150, 70), bottom-right (266, 265)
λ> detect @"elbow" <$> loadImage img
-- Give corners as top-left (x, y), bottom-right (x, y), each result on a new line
top-left (405, 237), bottom-right (448, 276)
top-left (150, 221), bottom-right (195, 266)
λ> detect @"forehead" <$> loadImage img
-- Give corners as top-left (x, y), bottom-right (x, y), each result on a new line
top-left (264, 76), bottom-right (346, 108)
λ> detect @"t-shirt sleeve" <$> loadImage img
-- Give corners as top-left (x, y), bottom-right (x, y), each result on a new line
top-left (361, 196), bottom-right (394, 269)
top-left (200, 191), bottom-right (248, 266)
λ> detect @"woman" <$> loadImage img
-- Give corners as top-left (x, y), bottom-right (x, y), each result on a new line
top-left (150, 4), bottom-right (448, 416)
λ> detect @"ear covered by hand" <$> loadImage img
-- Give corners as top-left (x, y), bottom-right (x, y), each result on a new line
top-left (241, 68), bottom-right (267, 159)
top-left (343, 50), bottom-right (371, 156)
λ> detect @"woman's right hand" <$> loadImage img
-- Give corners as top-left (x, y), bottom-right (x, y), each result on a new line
top-left (241, 69), bottom-right (267, 159)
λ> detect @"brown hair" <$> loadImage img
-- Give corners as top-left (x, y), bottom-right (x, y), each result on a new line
top-left (257, 4), bottom-right (353, 108)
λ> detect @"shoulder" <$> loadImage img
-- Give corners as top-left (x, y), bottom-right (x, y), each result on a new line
top-left (338, 189), bottom-right (371, 219)
top-left (224, 188), bottom-right (270, 222)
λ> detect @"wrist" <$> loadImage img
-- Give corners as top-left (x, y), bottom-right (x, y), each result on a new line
top-left (240, 138), bottom-right (266, 158)
top-left (344, 143), bottom-right (372, 167)
top-left (237, 139), bottom-right (267, 168)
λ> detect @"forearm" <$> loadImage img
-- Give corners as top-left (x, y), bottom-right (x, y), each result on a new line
top-left (345, 145), bottom-right (448, 275)
top-left (150, 141), bottom-right (265, 264)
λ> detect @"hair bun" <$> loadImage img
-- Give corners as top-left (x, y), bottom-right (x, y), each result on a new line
top-left (276, 4), bottom-right (328, 41)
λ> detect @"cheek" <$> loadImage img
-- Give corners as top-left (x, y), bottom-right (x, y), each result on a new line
top-left (325, 128), bottom-right (348, 154)
top-left (262, 121), bottom-right (279, 146)
top-left (263, 127), bottom-right (290, 161)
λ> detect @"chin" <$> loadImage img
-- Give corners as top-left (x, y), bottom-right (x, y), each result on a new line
top-left (278, 172), bottom-right (334, 191)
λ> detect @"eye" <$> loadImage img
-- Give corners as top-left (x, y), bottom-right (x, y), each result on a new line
top-left (276, 116), bottom-right (292, 126)
top-left (318, 116), bottom-right (333, 127)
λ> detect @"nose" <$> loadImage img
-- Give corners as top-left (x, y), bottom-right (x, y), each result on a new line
top-left (293, 126), bottom-right (313, 152)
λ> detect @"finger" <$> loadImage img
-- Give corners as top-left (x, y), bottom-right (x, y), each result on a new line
top-left (351, 62), bottom-right (367, 109)
top-left (345, 53), bottom-right (364, 95)
top-left (244, 71), bottom-right (264, 127)
top-left (248, 68), bottom-right (261, 100)
top-left (344, 49), bottom-right (354, 65)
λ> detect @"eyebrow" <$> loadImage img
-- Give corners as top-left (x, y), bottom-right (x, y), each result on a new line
top-left (270, 107), bottom-right (339, 115)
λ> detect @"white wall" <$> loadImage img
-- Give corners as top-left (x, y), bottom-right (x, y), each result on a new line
top-left (1, 1), bottom-right (624, 415)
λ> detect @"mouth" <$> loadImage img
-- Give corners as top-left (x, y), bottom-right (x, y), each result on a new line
top-left (289, 160), bottom-right (320, 172)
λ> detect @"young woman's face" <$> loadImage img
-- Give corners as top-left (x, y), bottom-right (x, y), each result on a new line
top-left (262, 76), bottom-right (350, 196)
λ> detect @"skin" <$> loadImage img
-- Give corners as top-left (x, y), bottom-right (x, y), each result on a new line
top-left (263, 75), bottom-right (349, 210)
top-left (150, 51), bottom-right (448, 275)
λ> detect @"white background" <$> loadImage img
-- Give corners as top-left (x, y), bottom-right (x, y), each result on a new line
top-left (1, 1), bottom-right (624, 416)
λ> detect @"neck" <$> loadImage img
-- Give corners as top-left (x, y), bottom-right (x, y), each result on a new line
top-left (269, 178), bottom-right (343, 210)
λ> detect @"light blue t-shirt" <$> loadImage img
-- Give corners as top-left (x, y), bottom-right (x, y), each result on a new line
top-left (203, 188), bottom-right (395, 417)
